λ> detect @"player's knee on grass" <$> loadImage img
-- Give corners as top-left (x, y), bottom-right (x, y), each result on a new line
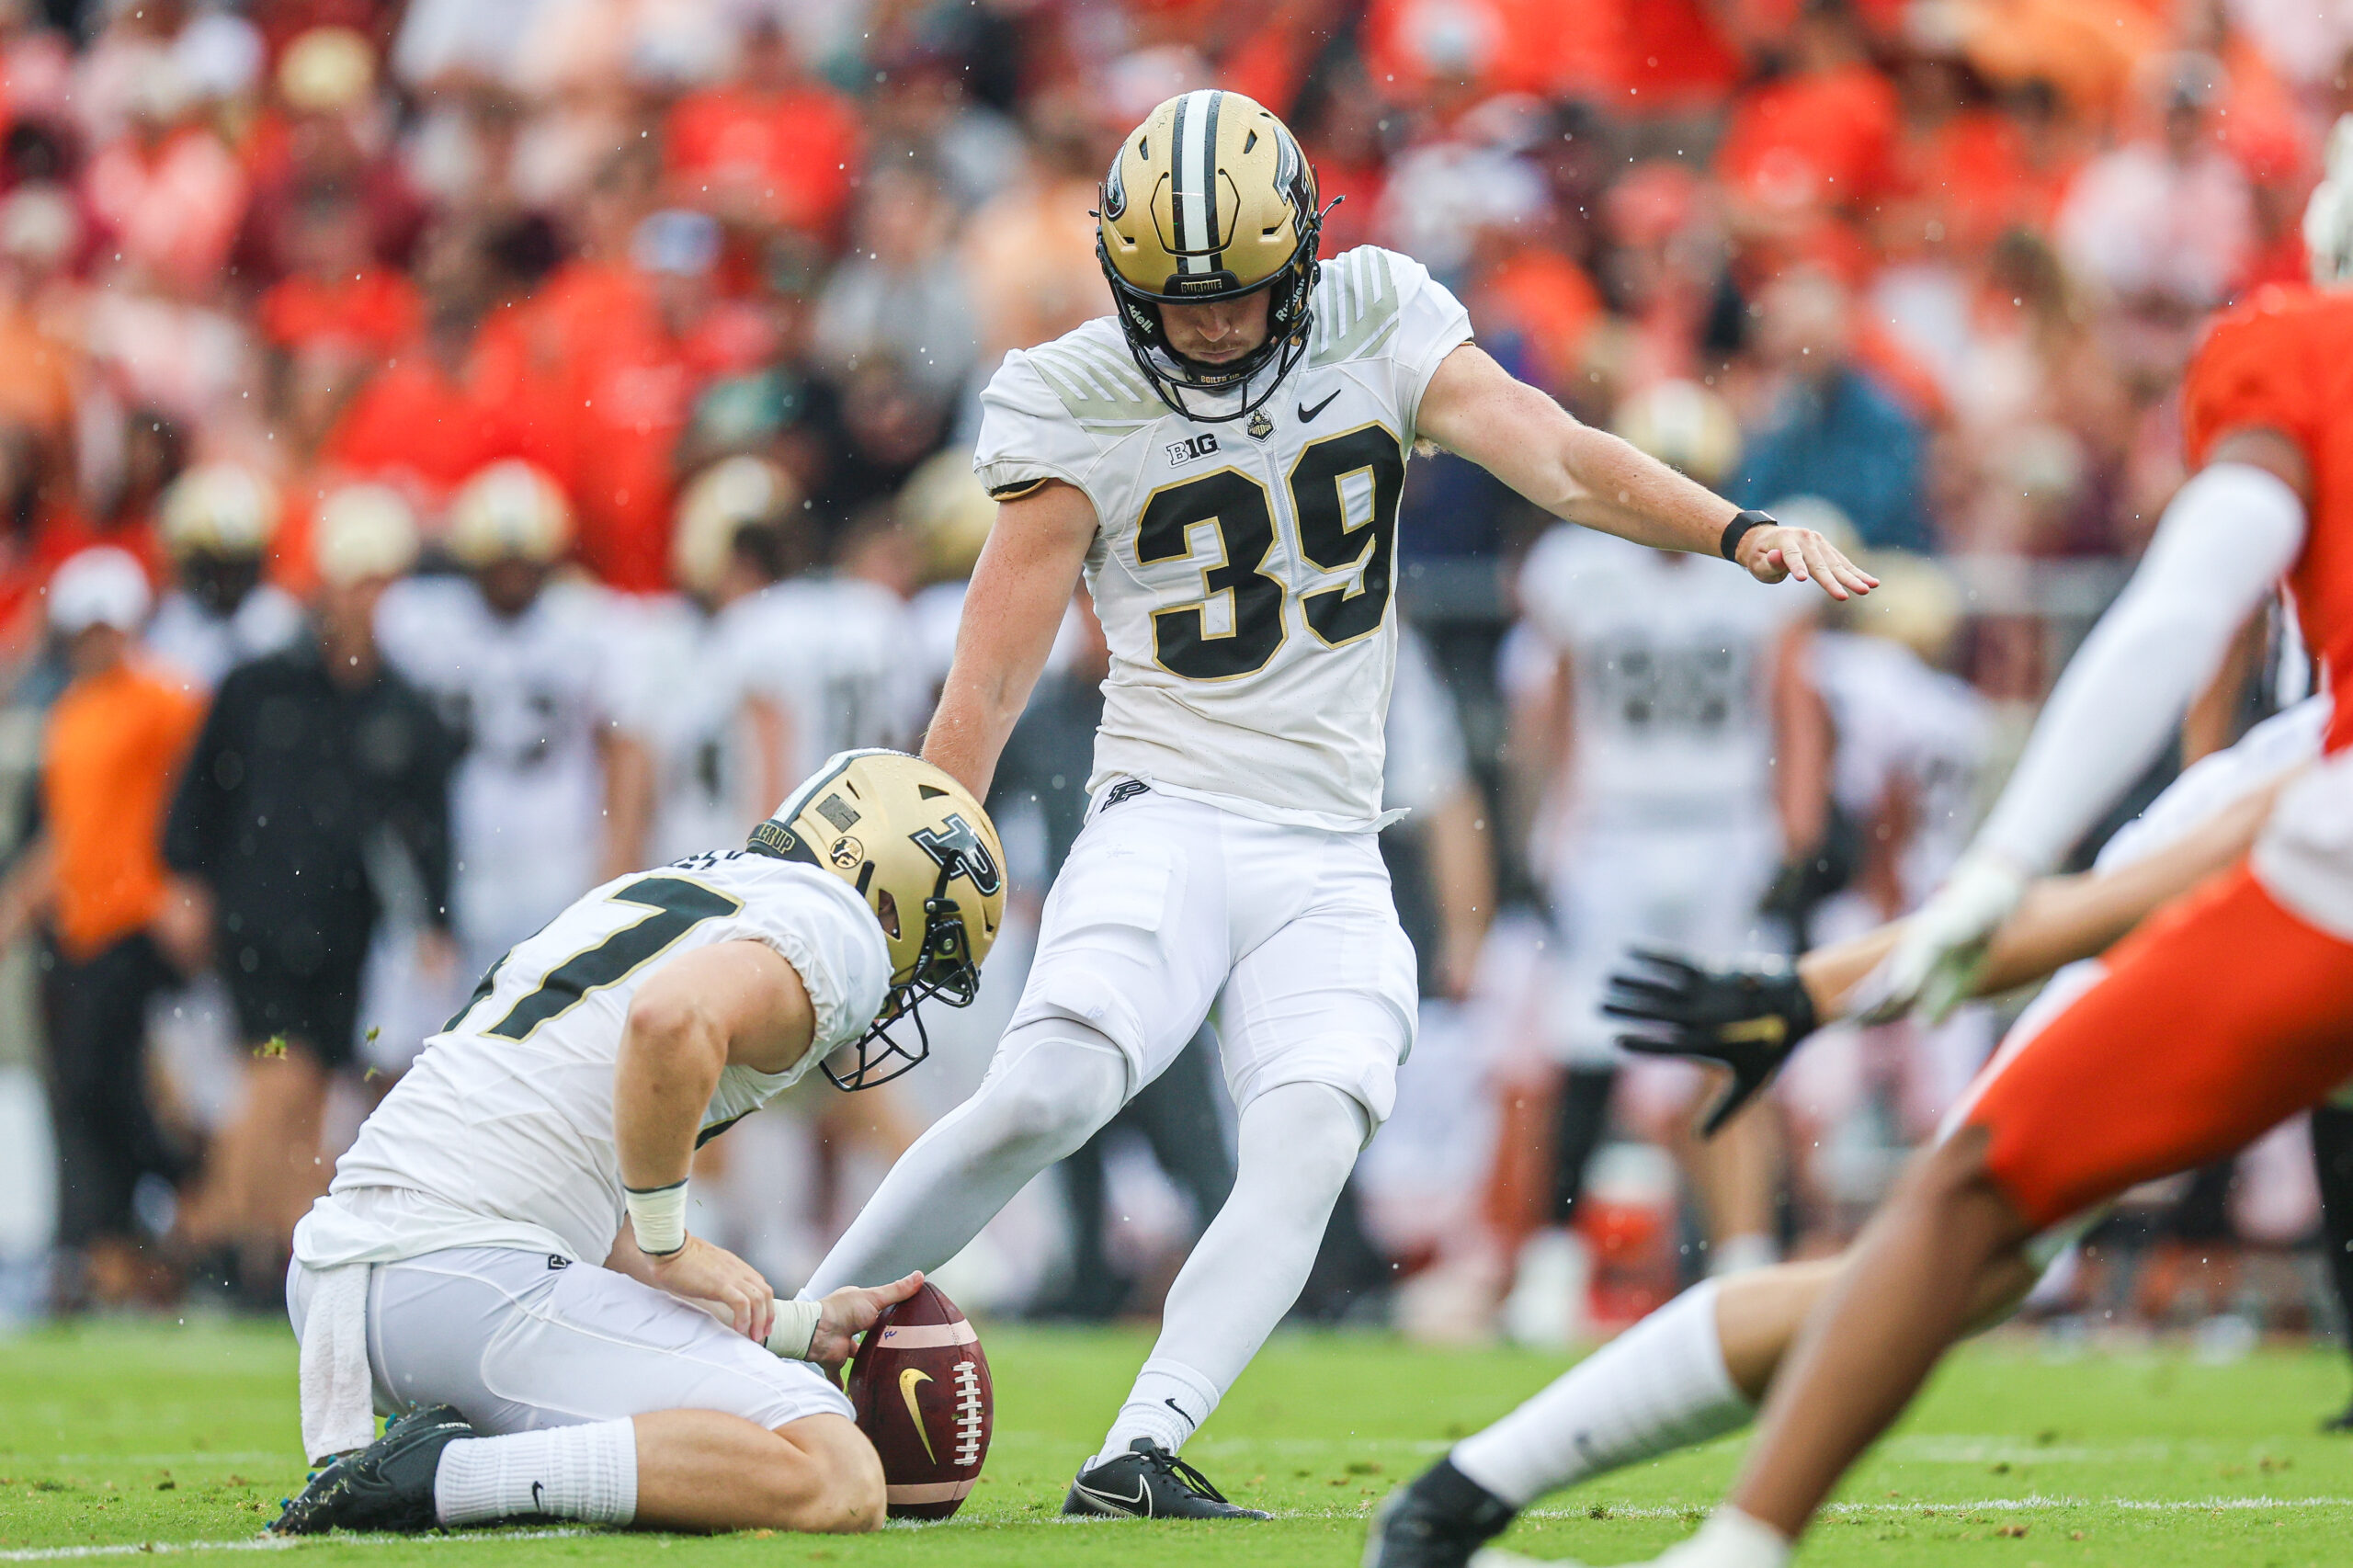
top-left (767, 1415), bottom-right (887, 1535)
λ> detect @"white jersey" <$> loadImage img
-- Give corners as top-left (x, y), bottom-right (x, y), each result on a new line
top-left (725, 575), bottom-right (925, 783)
top-left (1384, 624), bottom-right (1469, 815)
top-left (378, 576), bottom-right (620, 950)
top-left (973, 245), bottom-right (1473, 831)
top-left (144, 584), bottom-right (303, 691)
top-left (608, 595), bottom-right (756, 866)
top-left (293, 850), bottom-right (890, 1269)
top-left (1811, 631), bottom-right (1992, 904)
top-left (1518, 526), bottom-right (1804, 830)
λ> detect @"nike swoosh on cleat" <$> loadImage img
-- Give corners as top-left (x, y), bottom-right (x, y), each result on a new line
top-left (1297, 389), bottom-right (1341, 423)
top-left (1075, 1477), bottom-right (1153, 1517)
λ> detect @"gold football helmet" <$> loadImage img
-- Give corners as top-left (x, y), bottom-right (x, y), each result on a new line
top-left (749, 749), bottom-right (1006, 1090)
top-left (161, 463), bottom-right (279, 561)
top-left (1097, 88), bottom-right (1324, 422)
top-left (447, 460), bottom-right (573, 567)
top-left (1612, 381), bottom-right (1744, 492)
top-left (673, 455), bottom-right (800, 597)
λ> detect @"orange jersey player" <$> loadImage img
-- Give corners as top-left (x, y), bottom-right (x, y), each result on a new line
top-left (2181, 282), bottom-right (2353, 754)
top-left (1555, 127), bottom-right (2353, 1568)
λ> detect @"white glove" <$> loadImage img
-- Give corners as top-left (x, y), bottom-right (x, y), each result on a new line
top-left (1852, 851), bottom-right (2030, 1025)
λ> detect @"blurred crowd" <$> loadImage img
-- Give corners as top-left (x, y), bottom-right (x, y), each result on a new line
top-left (0, 0), bottom-right (2339, 1347)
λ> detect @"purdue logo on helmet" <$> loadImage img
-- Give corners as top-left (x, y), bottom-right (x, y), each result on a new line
top-left (1096, 89), bottom-right (1324, 424)
top-left (750, 751), bottom-right (1007, 1090)
top-left (913, 815), bottom-right (1003, 898)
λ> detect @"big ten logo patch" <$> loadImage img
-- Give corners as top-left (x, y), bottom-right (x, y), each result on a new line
top-left (1165, 432), bottom-right (1221, 467)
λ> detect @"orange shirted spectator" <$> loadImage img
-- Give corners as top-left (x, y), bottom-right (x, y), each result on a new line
top-left (0, 548), bottom-right (207, 1302)
top-left (321, 222), bottom-right (550, 499)
top-left (664, 20), bottom-right (862, 241)
top-left (525, 210), bottom-right (725, 593)
top-left (1363, 0), bottom-right (1601, 103)
top-left (82, 102), bottom-right (251, 293)
top-left (259, 269), bottom-right (422, 358)
top-left (252, 179), bottom-right (424, 359)
top-left (1474, 245), bottom-right (1604, 394)
top-left (1718, 8), bottom-right (1900, 220)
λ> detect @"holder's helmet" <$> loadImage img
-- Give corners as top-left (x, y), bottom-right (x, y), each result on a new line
top-left (1097, 89), bottom-right (1324, 423)
top-left (749, 750), bottom-right (1006, 1090)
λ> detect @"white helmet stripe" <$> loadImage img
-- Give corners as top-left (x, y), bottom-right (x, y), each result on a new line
top-left (1174, 88), bottom-right (1218, 272)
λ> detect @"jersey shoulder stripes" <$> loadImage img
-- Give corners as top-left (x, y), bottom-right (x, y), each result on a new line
top-left (1308, 246), bottom-right (1406, 367)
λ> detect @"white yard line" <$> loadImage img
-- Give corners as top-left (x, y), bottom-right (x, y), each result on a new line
top-left (0, 1533), bottom-right (591, 1562)
top-left (11, 1494), bottom-right (2352, 1554)
top-left (1518, 1494), bottom-right (2353, 1523)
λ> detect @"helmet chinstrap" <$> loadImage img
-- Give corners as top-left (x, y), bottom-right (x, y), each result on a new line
top-left (826, 883), bottom-right (982, 1091)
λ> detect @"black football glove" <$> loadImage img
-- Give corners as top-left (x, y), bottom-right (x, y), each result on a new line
top-left (1601, 946), bottom-right (1821, 1138)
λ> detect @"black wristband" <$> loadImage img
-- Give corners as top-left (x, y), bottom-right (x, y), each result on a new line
top-left (1720, 508), bottom-right (1775, 562)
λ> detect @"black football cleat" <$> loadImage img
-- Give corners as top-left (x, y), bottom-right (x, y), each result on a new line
top-left (1063, 1438), bottom-right (1272, 1519)
top-left (271, 1404), bottom-right (474, 1534)
top-left (1363, 1458), bottom-right (1518, 1568)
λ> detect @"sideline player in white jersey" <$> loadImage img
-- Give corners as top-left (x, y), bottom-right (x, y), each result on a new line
top-left (800, 88), bottom-right (1875, 1518)
top-left (377, 461), bottom-right (646, 983)
top-left (629, 457), bottom-right (808, 865)
top-left (1511, 382), bottom-right (1829, 1287)
top-left (1779, 551), bottom-right (1994, 1181)
top-left (144, 463), bottom-right (306, 689)
top-left (1365, 691), bottom-right (2328, 1568)
top-left (271, 752), bottom-right (1006, 1537)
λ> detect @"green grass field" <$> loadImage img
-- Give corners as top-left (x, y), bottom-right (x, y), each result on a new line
top-left (2, 1320), bottom-right (2348, 1566)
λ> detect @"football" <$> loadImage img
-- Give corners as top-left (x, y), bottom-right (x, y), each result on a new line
top-left (845, 1280), bottom-right (994, 1519)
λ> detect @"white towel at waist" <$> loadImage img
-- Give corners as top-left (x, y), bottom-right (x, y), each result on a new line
top-left (298, 1261), bottom-right (375, 1464)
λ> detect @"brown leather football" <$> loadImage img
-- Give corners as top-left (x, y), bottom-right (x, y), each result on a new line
top-left (845, 1280), bottom-right (993, 1519)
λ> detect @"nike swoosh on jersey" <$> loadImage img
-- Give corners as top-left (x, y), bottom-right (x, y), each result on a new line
top-left (1075, 1475), bottom-right (1153, 1516)
top-left (1297, 389), bottom-right (1342, 423)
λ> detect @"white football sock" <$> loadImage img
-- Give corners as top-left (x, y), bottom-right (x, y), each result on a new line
top-left (801, 1025), bottom-right (1128, 1298)
top-left (1449, 1278), bottom-right (1750, 1507)
top-left (1710, 1233), bottom-right (1779, 1278)
top-left (433, 1419), bottom-right (638, 1527)
top-left (1656, 1506), bottom-right (1790, 1568)
top-left (1095, 1082), bottom-right (1367, 1468)
top-left (1099, 1358), bottom-right (1222, 1462)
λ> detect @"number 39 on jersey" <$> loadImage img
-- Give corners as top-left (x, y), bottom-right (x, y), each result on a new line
top-left (972, 245), bottom-right (1474, 825)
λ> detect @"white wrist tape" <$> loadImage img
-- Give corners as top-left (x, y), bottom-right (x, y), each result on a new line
top-left (765, 1299), bottom-right (822, 1360)
top-left (624, 1180), bottom-right (688, 1256)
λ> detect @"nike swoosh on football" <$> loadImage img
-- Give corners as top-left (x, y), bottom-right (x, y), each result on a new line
top-left (1297, 389), bottom-right (1341, 423)
top-left (1076, 1477), bottom-right (1152, 1517)
top-left (899, 1368), bottom-right (938, 1464)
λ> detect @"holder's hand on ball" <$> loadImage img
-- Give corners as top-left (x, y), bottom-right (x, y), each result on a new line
top-left (642, 1234), bottom-right (778, 1346)
top-left (808, 1271), bottom-right (926, 1370)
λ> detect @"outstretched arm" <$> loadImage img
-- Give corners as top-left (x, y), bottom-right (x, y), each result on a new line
top-left (1412, 344), bottom-right (1877, 600)
top-left (1858, 428), bottom-right (2311, 1019)
top-left (1807, 771), bottom-right (2288, 1015)
top-left (1611, 768), bottom-right (2290, 1132)
top-left (923, 480), bottom-right (1098, 799)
